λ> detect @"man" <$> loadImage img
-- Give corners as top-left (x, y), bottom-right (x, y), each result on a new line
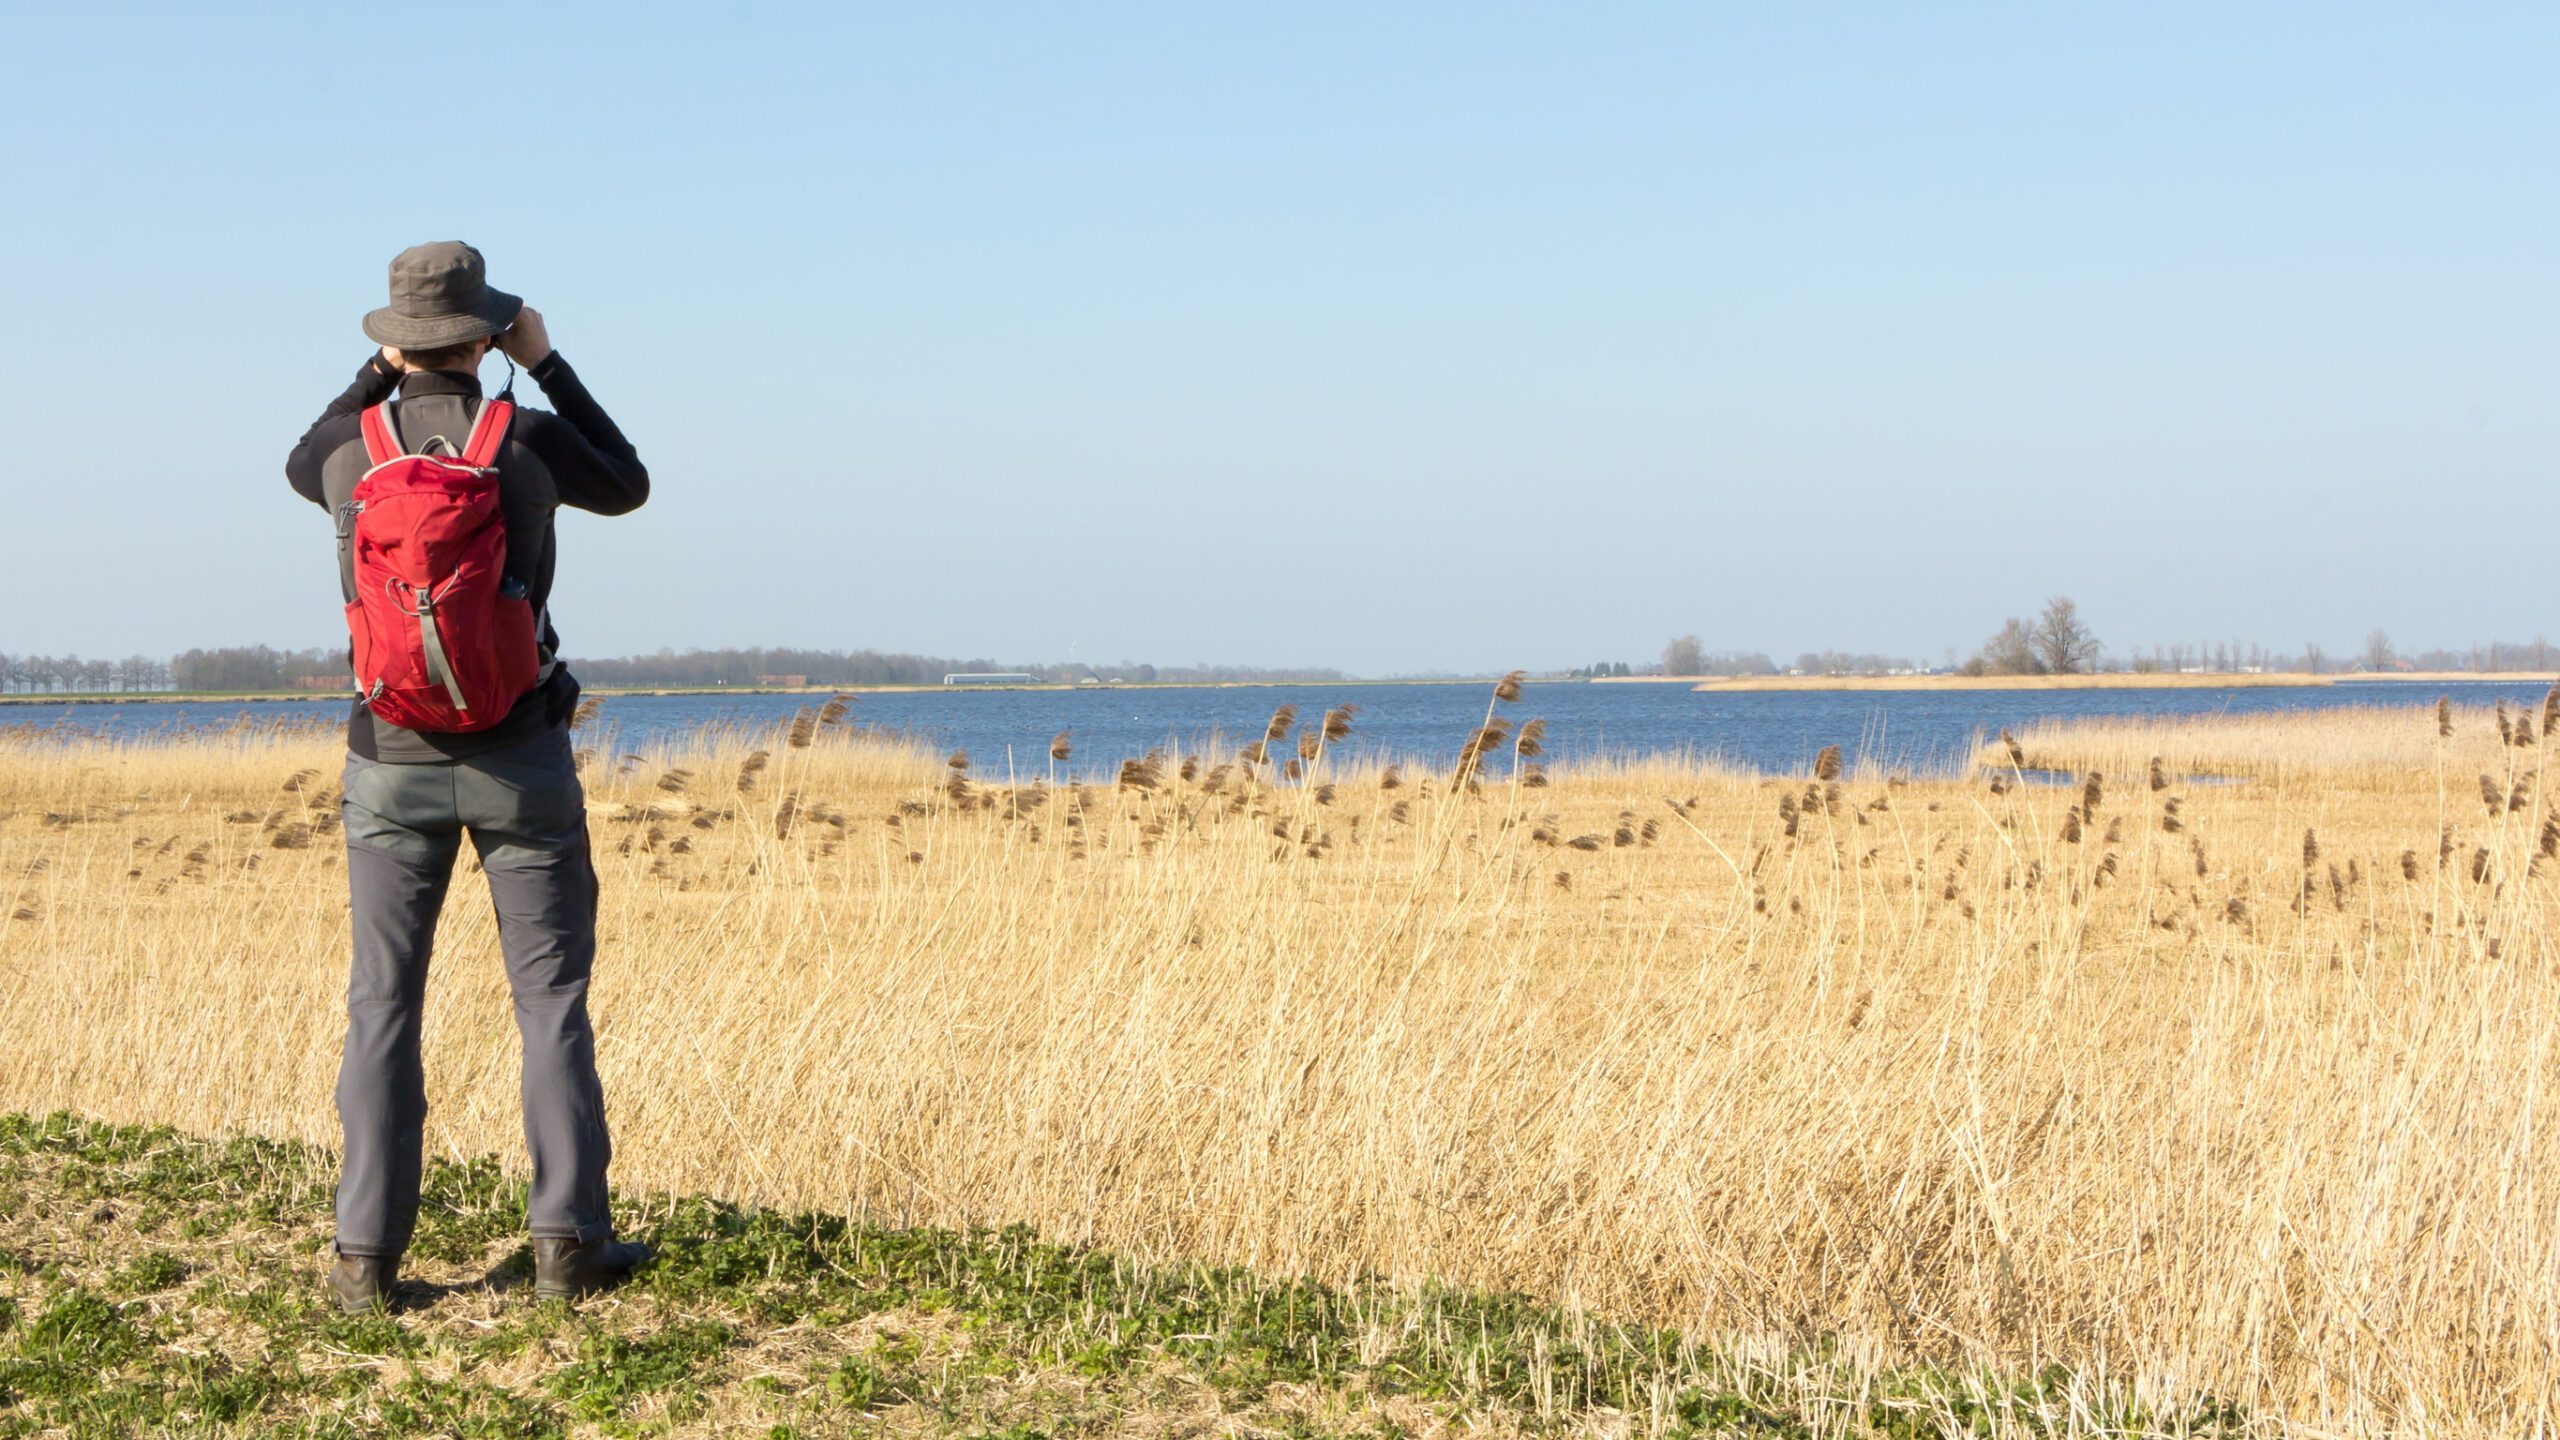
top-left (286, 242), bottom-right (651, 1312)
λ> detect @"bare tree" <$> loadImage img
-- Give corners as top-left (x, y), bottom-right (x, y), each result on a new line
top-left (2363, 628), bottom-right (2395, 671)
top-left (2030, 596), bottom-right (2101, 674)
top-left (1661, 634), bottom-right (1706, 677)
top-left (1975, 618), bottom-right (2045, 676)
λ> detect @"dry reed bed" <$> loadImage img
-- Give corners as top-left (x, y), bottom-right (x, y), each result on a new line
top-left (1983, 697), bottom-right (2554, 783)
top-left (4, 688), bottom-right (2559, 1434)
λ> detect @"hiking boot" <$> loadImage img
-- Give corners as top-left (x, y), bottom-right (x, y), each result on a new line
top-left (329, 1252), bottom-right (400, 1314)
top-left (533, 1236), bottom-right (652, 1301)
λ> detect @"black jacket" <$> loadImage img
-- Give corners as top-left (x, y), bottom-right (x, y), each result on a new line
top-left (287, 352), bottom-right (648, 761)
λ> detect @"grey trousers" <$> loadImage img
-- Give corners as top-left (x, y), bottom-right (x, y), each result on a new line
top-left (334, 724), bottom-right (615, 1257)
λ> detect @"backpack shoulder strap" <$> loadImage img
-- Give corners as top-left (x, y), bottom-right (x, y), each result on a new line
top-left (359, 402), bottom-right (404, 465)
top-left (461, 399), bottom-right (514, 469)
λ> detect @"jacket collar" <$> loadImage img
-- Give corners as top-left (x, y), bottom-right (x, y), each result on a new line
top-left (396, 369), bottom-right (484, 399)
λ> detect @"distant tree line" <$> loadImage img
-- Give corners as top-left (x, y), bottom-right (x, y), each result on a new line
top-left (1788, 650), bottom-right (1921, 677)
top-left (173, 646), bottom-right (347, 691)
top-left (1642, 602), bottom-right (2560, 683)
top-left (2, 646), bottom-right (361, 694)
top-left (10, 624), bottom-right (2555, 697)
top-left (0, 653), bottom-right (178, 694)
top-left (1655, 635), bottom-right (1915, 678)
top-left (1654, 637), bottom-right (1789, 677)
top-left (0, 644), bottom-right (1348, 695)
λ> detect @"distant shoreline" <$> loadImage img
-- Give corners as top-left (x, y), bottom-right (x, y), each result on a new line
top-left (0, 677), bottom-right (1503, 707)
top-left (6, 670), bottom-right (2548, 707)
top-left (1690, 671), bottom-right (2554, 693)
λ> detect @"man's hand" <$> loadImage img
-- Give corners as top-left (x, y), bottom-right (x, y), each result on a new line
top-left (497, 306), bottom-right (555, 368)
top-left (377, 344), bottom-right (407, 373)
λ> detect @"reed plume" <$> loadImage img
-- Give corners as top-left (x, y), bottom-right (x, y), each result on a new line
top-left (1514, 719), bottom-right (1547, 759)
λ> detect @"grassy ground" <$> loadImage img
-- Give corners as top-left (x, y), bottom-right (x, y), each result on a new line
top-left (0, 1112), bottom-right (2227, 1439)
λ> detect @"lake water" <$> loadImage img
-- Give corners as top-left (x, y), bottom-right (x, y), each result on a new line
top-left (6, 678), bottom-right (2548, 778)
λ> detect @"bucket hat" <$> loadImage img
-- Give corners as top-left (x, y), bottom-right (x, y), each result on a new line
top-left (361, 242), bottom-right (523, 349)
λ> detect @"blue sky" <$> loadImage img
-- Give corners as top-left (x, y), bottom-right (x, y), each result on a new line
top-left (1, 4), bottom-right (2551, 674)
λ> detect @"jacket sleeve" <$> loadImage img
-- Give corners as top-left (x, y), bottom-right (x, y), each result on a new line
top-left (286, 354), bottom-right (401, 506)
top-left (522, 352), bottom-right (650, 516)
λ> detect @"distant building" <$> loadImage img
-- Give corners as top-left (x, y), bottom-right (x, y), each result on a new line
top-left (756, 674), bottom-right (808, 687)
top-left (293, 676), bottom-right (343, 691)
top-left (944, 673), bottom-right (1038, 686)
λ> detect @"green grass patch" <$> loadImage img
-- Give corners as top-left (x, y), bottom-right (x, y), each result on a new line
top-left (0, 1111), bottom-right (2249, 1438)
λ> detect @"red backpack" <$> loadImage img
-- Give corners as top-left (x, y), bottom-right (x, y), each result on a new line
top-left (341, 397), bottom-right (542, 732)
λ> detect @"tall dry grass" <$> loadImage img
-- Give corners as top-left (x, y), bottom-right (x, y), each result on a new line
top-left (1983, 698), bottom-right (2553, 783)
top-left (4, 687), bottom-right (2559, 1434)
